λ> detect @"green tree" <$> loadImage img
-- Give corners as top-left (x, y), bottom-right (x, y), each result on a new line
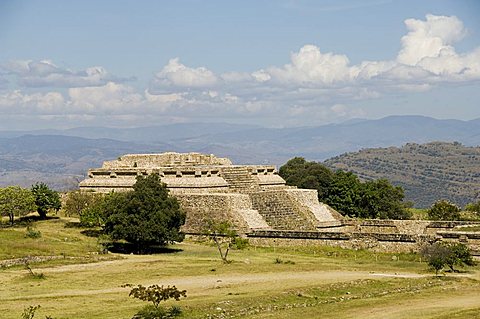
top-left (64, 191), bottom-right (97, 217)
top-left (324, 170), bottom-right (363, 217)
top-left (427, 200), bottom-right (461, 221)
top-left (420, 242), bottom-right (450, 275)
top-left (360, 179), bottom-right (411, 219)
top-left (421, 242), bottom-right (476, 274)
top-left (31, 183), bottom-right (61, 219)
top-left (443, 242), bottom-right (476, 272)
top-left (279, 157), bottom-right (334, 197)
top-left (65, 191), bottom-right (105, 227)
top-left (0, 186), bottom-right (36, 224)
top-left (102, 173), bottom-right (186, 252)
top-left (279, 158), bottom-right (410, 219)
top-left (465, 200), bottom-right (480, 213)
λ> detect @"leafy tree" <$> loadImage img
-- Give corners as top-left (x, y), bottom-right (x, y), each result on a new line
top-left (421, 242), bottom-right (476, 274)
top-left (202, 219), bottom-right (238, 263)
top-left (421, 242), bottom-right (450, 275)
top-left (102, 173), bottom-right (186, 252)
top-left (360, 179), bottom-right (411, 219)
top-left (443, 242), bottom-right (476, 272)
top-left (465, 200), bottom-right (480, 213)
top-left (279, 158), bottom-right (410, 219)
top-left (427, 200), bottom-right (461, 221)
top-left (0, 186), bottom-right (36, 224)
top-left (64, 191), bottom-right (105, 227)
top-left (64, 191), bottom-right (98, 217)
top-left (31, 183), bottom-right (61, 219)
top-left (324, 170), bottom-right (363, 217)
top-left (279, 157), bottom-right (334, 197)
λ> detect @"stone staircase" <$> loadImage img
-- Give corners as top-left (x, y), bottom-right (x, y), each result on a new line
top-left (236, 209), bottom-right (271, 230)
top-left (249, 191), bottom-right (317, 231)
top-left (221, 167), bottom-right (260, 193)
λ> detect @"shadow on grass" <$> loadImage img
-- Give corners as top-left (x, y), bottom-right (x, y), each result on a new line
top-left (64, 221), bottom-right (83, 228)
top-left (0, 215), bottom-right (60, 228)
top-left (80, 229), bottom-right (104, 238)
top-left (108, 242), bottom-right (183, 255)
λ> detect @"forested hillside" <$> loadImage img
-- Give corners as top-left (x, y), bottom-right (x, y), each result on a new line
top-left (324, 142), bottom-right (480, 208)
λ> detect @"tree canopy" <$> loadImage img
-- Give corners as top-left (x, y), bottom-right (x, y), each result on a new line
top-left (0, 186), bottom-right (36, 224)
top-left (102, 173), bottom-right (186, 251)
top-left (427, 200), bottom-right (461, 221)
top-left (279, 157), bottom-right (411, 219)
top-left (31, 182), bottom-right (61, 219)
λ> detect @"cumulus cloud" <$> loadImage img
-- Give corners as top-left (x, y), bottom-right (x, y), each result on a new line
top-left (1, 14), bottom-right (479, 127)
top-left (0, 90), bottom-right (65, 114)
top-left (2, 60), bottom-right (132, 88)
top-left (150, 58), bottom-right (218, 93)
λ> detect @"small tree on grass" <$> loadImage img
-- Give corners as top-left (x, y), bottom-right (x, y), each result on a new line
top-left (0, 186), bottom-right (36, 225)
top-left (31, 183), bottom-right (61, 219)
top-left (421, 242), bottom-right (476, 275)
top-left (124, 284), bottom-right (187, 319)
top-left (203, 219), bottom-right (238, 263)
top-left (427, 200), bottom-right (461, 221)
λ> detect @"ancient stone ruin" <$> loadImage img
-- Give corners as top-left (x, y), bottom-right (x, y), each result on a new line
top-left (80, 152), bottom-right (480, 254)
top-left (79, 152), bottom-right (342, 233)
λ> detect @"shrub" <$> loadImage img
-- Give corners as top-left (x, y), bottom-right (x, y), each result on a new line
top-left (427, 200), bottom-right (461, 221)
top-left (125, 284), bottom-right (187, 319)
top-left (25, 226), bottom-right (42, 239)
top-left (21, 305), bottom-right (41, 319)
top-left (465, 200), bottom-right (480, 213)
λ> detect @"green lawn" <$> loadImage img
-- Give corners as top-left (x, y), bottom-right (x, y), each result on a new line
top-left (1, 218), bottom-right (479, 319)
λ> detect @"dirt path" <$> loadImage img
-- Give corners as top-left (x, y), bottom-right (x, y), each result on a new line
top-left (1, 253), bottom-right (432, 301)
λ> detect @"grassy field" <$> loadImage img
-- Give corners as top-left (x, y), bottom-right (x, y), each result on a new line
top-left (1, 218), bottom-right (480, 319)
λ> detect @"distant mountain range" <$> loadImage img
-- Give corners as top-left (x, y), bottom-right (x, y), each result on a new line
top-left (1, 115), bottom-right (479, 191)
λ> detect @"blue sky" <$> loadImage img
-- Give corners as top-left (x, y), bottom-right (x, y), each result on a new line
top-left (1, 0), bottom-right (479, 129)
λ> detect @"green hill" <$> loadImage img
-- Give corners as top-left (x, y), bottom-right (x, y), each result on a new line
top-left (324, 142), bottom-right (480, 208)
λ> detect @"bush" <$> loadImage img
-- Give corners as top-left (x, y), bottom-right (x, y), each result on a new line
top-left (465, 200), bottom-right (480, 213)
top-left (427, 200), bottom-right (461, 220)
top-left (132, 305), bottom-right (182, 319)
top-left (232, 237), bottom-right (249, 250)
top-left (25, 226), bottom-right (42, 238)
top-left (125, 284), bottom-right (186, 319)
top-left (79, 204), bottom-right (104, 228)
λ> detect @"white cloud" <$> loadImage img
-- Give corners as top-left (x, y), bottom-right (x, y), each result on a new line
top-left (2, 60), bottom-right (131, 88)
top-left (150, 58), bottom-right (218, 93)
top-left (0, 90), bottom-right (65, 114)
top-left (398, 14), bottom-right (465, 65)
top-left (68, 82), bottom-right (144, 113)
top-left (264, 45), bottom-right (353, 85)
top-left (1, 14), bottom-right (479, 127)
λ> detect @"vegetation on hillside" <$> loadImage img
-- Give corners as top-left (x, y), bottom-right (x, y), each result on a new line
top-left (324, 142), bottom-right (480, 208)
top-left (279, 157), bottom-right (411, 219)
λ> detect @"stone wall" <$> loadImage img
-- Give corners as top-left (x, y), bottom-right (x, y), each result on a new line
top-left (245, 220), bottom-right (480, 254)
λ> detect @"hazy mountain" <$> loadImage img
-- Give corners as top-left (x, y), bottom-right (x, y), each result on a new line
top-left (1, 115), bottom-right (479, 191)
top-left (0, 135), bottom-right (167, 190)
top-left (324, 142), bottom-right (480, 208)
